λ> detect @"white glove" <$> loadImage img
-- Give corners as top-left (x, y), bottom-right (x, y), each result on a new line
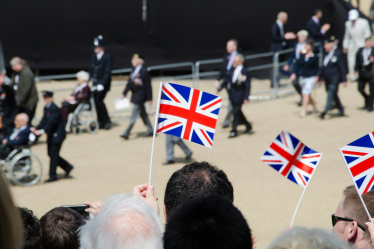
top-left (96, 84), bottom-right (104, 91)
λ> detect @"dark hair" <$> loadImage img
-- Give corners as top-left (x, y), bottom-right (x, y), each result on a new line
top-left (313, 8), bottom-right (322, 15)
top-left (40, 207), bottom-right (86, 249)
top-left (19, 208), bottom-right (41, 249)
top-left (306, 39), bottom-right (315, 47)
top-left (228, 39), bottom-right (238, 47)
top-left (164, 161), bottom-right (234, 217)
top-left (164, 194), bottom-right (252, 249)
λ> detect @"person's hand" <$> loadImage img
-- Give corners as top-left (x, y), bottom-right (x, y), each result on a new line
top-left (321, 23), bottom-right (331, 32)
top-left (342, 82), bottom-right (347, 87)
top-left (365, 219), bottom-right (374, 245)
top-left (148, 100), bottom-right (152, 106)
top-left (133, 183), bottom-right (159, 216)
top-left (33, 130), bottom-right (42, 136)
top-left (289, 73), bottom-right (296, 82)
top-left (214, 80), bottom-right (220, 89)
top-left (243, 99), bottom-right (249, 104)
top-left (2, 139), bottom-right (7, 145)
top-left (370, 56), bottom-right (374, 62)
top-left (343, 49), bottom-right (348, 54)
top-left (252, 235), bottom-right (257, 249)
top-left (134, 78), bottom-right (141, 84)
top-left (96, 84), bottom-right (104, 91)
top-left (354, 71), bottom-right (358, 78)
top-left (0, 73), bottom-right (4, 85)
top-left (284, 32), bottom-right (296, 40)
top-left (120, 94), bottom-right (125, 99)
top-left (84, 200), bottom-right (105, 217)
top-left (283, 65), bottom-right (290, 72)
top-left (314, 76), bottom-right (319, 82)
top-left (30, 127), bottom-right (36, 132)
top-left (318, 81), bottom-right (322, 87)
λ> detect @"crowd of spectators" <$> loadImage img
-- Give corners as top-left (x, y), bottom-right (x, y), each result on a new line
top-left (2, 161), bottom-right (374, 249)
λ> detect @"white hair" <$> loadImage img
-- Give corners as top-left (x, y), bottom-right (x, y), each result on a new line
top-left (267, 227), bottom-right (354, 249)
top-left (76, 71), bottom-right (90, 82)
top-left (297, 30), bottom-right (309, 37)
top-left (79, 194), bottom-right (164, 249)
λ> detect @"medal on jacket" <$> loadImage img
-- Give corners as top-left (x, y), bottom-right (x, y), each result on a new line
top-left (331, 56), bottom-right (337, 63)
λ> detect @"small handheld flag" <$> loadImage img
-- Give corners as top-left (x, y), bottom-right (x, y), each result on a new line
top-left (260, 129), bottom-right (323, 227)
top-left (156, 82), bottom-right (222, 148)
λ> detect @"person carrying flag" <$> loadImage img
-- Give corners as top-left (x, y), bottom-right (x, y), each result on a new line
top-left (217, 54), bottom-right (251, 138)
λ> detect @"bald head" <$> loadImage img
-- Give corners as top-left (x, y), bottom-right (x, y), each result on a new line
top-left (277, 12), bottom-right (288, 24)
top-left (14, 113), bottom-right (28, 128)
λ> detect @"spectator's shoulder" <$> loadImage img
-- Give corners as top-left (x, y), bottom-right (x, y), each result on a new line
top-left (22, 66), bottom-right (35, 77)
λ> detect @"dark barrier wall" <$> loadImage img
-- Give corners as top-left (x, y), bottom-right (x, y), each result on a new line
top-left (0, 0), bottom-right (364, 71)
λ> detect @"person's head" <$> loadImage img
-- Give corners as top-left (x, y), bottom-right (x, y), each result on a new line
top-left (76, 70), bottom-right (89, 85)
top-left (42, 91), bottom-right (53, 105)
top-left (131, 54), bottom-right (145, 67)
top-left (305, 39), bottom-right (315, 53)
top-left (10, 57), bottom-right (24, 72)
top-left (324, 36), bottom-right (337, 52)
top-left (233, 53), bottom-right (245, 68)
top-left (277, 12), bottom-right (288, 24)
top-left (19, 207), bottom-right (41, 249)
top-left (40, 207), bottom-right (86, 249)
top-left (348, 9), bottom-right (359, 21)
top-left (93, 35), bottom-right (105, 54)
top-left (14, 113), bottom-right (29, 129)
top-left (267, 227), bottom-right (353, 249)
top-left (79, 194), bottom-right (164, 249)
top-left (0, 174), bottom-right (23, 249)
top-left (365, 38), bottom-right (372, 48)
top-left (164, 161), bottom-right (234, 219)
top-left (297, 30), bottom-right (309, 44)
top-left (314, 8), bottom-right (323, 19)
top-left (164, 194), bottom-right (252, 249)
top-left (226, 39), bottom-right (238, 53)
top-left (333, 185), bottom-right (374, 247)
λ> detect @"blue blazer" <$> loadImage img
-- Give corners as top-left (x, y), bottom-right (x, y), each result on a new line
top-left (287, 42), bottom-right (304, 75)
top-left (2, 125), bottom-right (31, 146)
top-left (36, 102), bottom-right (66, 144)
top-left (292, 53), bottom-right (320, 77)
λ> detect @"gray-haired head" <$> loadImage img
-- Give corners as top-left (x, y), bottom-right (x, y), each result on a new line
top-left (236, 53), bottom-right (245, 63)
top-left (267, 227), bottom-right (354, 249)
top-left (76, 71), bottom-right (90, 82)
top-left (79, 194), bottom-right (164, 249)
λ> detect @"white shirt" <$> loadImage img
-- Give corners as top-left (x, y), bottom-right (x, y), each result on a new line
top-left (276, 20), bottom-right (286, 46)
top-left (96, 51), bottom-right (104, 60)
top-left (9, 125), bottom-right (27, 140)
top-left (323, 46), bottom-right (337, 66)
top-left (232, 65), bottom-right (243, 83)
top-left (131, 65), bottom-right (143, 80)
top-left (227, 51), bottom-right (238, 71)
top-left (363, 47), bottom-right (372, 66)
top-left (295, 43), bottom-right (306, 59)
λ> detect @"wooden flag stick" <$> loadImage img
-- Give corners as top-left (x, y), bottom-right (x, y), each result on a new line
top-left (339, 149), bottom-right (374, 224)
top-left (148, 82), bottom-right (163, 185)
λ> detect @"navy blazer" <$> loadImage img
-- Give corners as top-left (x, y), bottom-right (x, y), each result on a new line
top-left (219, 66), bottom-right (251, 104)
top-left (355, 47), bottom-right (374, 73)
top-left (307, 18), bottom-right (324, 44)
top-left (36, 102), bottom-right (66, 144)
top-left (270, 22), bottom-right (286, 52)
top-left (89, 52), bottom-right (113, 91)
top-left (287, 42), bottom-right (304, 75)
top-left (123, 65), bottom-right (152, 105)
top-left (2, 125), bottom-right (30, 147)
top-left (217, 53), bottom-right (234, 81)
top-left (292, 53), bottom-right (320, 77)
top-left (319, 48), bottom-right (347, 83)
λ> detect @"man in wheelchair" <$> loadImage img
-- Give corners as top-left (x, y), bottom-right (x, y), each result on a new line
top-left (0, 113), bottom-right (30, 159)
top-left (61, 71), bottom-right (90, 125)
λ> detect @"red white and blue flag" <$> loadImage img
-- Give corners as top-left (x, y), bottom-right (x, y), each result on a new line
top-left (340, 132), bottom-right (374, 195)
top-left (260, 130), bottom-right (322, 188)
top-left (156, 82), bottom-right (222, 148)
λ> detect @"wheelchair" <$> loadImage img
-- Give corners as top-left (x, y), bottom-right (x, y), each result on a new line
top-left (65, 93), bottom-right (99, 135)
top-left (1, 145), bottom-right (43, 187)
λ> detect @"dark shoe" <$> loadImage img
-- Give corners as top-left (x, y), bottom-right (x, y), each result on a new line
top-left (244, 124), bottom-right (252, 134)
top-left (319, 112), bottom-right (326, 119)
top-left (104, 122), bottom-right (111, 130)
top-left (120, 134), bottom-right (129, 140)
top-left (185, 153), bottom-right (193, 163)
top-left (45, 177), bottom-right (57, 183)
top-left (337, 111), bottom-right (344, 117)
top-left (163, 160), bottom-right (175, 165)
top-left (229, 132), bottom-right (237, 138)
top-left (65, 166), bottom-right (74, 178)
top-left (143, 132), bottom-right (153, 137)
top-left (297, 100), bottom-right (302, 106)
top-left (222, 124), bottom-right (229, 128)
top-left (99, 122), bottom-right (104, 129)
top-left (360, 106), bottom-right (368, 110)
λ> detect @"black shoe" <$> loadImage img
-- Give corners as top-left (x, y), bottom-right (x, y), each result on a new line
top-left (368, 108), bottom-right (373, 112)
top-left (45, 177), bottom-right (57, 183)
top-left (99, 122), bottom-right (104, 129)
top-left (65, 166), bottom-right (74, 178)
top-left (104, 122), bottom-right (111, 130)
top-left (297, 100), bottom-right (302, 106)
top-left (229, 132), bottom-right (237, 138)
top-left (185, 153), bottom-right (193, 163)
top-left (163, 160), bottom-right (175, 165)
top-left (319, 112), bottom-right (326, 119)
top-left (120, 134), bottom-right (129, 140)
top-left (337, 111), bottom-right (344, 117)
top-left (222, 124), bottom-right (229, 128)
top-left (360, 106), bottom-right (368, 110)
top-left (143, 132), bottom-right (153, 137)
top-left (244, 124), bottom-right (252, 134)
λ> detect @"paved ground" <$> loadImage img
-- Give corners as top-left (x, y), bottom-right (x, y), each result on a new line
top-left (8, 78), bottom-right (372, 248)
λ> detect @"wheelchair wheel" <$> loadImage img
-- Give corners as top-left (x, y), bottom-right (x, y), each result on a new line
top-left (9, 153), bottom-right (43, 187)
top-left (87, 119), bottom-right (99, 134)
top-left (72, 126), bottom-right (83, 135)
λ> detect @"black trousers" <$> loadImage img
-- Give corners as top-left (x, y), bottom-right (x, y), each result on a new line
top-left (323, 80), bottom-right (343, 113)
top-left (47, 142), bottom-right (73, 179)
top-left (231, 102), bottom-right (251, 133)
top-left (292, 76), bottom-right (302, 97)
top-left (357, 76), bottom-right (374, 108)
top-left (93, 90), bottom-right (111, 125)
top-left (18, 104), bottom-right (37, 126)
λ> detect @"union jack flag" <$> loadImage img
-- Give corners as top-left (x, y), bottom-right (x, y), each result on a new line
top-left (260, 130), bottom-right (322, 188)
top-left (340, 132), bottom-right (374, 195)
top-left (156, 82), bottom-right (222, 148)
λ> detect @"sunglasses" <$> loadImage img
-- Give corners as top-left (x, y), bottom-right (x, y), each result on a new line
top-left (331, 214), bottom-right (366, 231)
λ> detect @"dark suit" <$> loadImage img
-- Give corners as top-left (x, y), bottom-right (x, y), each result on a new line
top-left (89, 52), bottom-right (112, 125)
top-left (319, 48), bottom-right (347, 114)
top-left (355, 47), bottom-right (374, 109)
top-left (292, 53), bottom-right (319, 77)
top-left (219, 66), bottom-right (251, 133)
top-left (0, 84), bottom-right (18, 136)
top-left (307, 18), bottom-right (325, 45)
top-left (36, 102), bottom-right (73, 179)
top-left (10, 66), bottom-right (39, 125)
top-left (61, 84), bottom-right (91, 124)
top-left (270, 22), bottom-right (287, 52)
top-left (122, 65), bottom-right (153, 136)
top-left (0, 125), bottom-right (30, 159)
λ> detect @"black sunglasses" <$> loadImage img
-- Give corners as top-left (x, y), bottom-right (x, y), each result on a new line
top-left (331, 214), bottom-right (366, 231)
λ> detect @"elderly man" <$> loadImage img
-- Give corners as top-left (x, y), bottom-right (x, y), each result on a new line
top-left (0, 113), bottom-right (30, 159)
top-left (120, 54), bottom-right (153, 140)
top-left (10, 57), bottom-right (39, 126)
top-left (343, 9), bottom-right (371, 82)
top-left (270, 12), bottom-right (296, 53)
top-left (332, 185), bottom-right (374, 249)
